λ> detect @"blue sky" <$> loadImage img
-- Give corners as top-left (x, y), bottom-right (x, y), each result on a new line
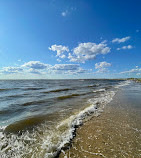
top-left (0, 0), bottom-right (141, 79)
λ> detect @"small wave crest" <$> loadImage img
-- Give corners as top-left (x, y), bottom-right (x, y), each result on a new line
top-left (0, 89), bottom-right (8, 91)
top-left (21, 99), bottom-right (48, 106)
top-left (115, 80), bottom-right (131, 89)
top-left (24, 87), bottom-right (44, 90)
top-left (43, 88), bottom-right (71, 93)
top-left (88, 84), bottom-right (100, 87)
top-left (57, 94), bottom-right (80, 100)
top-left (0, 88), bottom-right (18, 91)
top-left (93, 88), bottom-right (106, 93)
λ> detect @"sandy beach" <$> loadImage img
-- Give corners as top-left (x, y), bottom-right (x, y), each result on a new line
top-left (59, 83), bottom-right (141, 158)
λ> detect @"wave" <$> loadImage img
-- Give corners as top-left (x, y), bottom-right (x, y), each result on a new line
top-left (21, 93), bottom-right (80, 106)
top-left (0, 109), bottom-right (12, 115)
top-left (0, 88), bottom-right (19, 91)
top-left (21, 93), bottom-right (79, 106)
top-left (4, 116), bottom-right (47, 134)
top-left (93, 88), bottom-right (106, 93)
top-left (0, 90), bottom-right (115, 158)
top-left (114, 80), bottom-right (131, 89)
top-left (50, 80), bottom-right (131, 157)
top-left (7, 94), bottom-right (26, 98)
top-left (88, 84), bottom-right (100, 87)
top-left (79, 79), bottom-right (84, 81)
top-left (0, 89), bottom-right (8, 91)
top-left (57, 94), bottom-right (80, 100)
top-left (42, 85), bottom-right (100, 94)
top-left (43, 88), bottom-right (71, 93)
top-left (24, 87), bottom-right (44, 90)
top-left (54, 90), bottom-right (116, 157)
top-left (21, 99), bottom-right (49, 106)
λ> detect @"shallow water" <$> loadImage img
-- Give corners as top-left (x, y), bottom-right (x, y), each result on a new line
top-left (0, 79), bottom-right (130, 158)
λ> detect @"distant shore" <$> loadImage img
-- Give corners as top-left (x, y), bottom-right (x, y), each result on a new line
top-left (127, 78), bottom-right (141, 82)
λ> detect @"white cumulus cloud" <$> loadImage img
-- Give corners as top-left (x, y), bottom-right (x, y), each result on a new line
top-left (50, 64), bottom-right (87, 74)
top-left (51, 64), bottom-right (79, 71)
top-left (112, 36), bottom-right (130, 43)
top-left (0, 61), bottom-right (89, 76)
top-left (28, 68), bottom-right (42, 75)
top-left (117, 45), bottom-right (133, 50)
top-left (60, 54), bottom-right (66, 59)
top-left (22, 61), bottom-right (50, 69)
top-left (57, 59), bottom-right (61, 62)
top-left (68, 42), bottom-right (111, 63)
top-left (0, 67), bottom-right (23, 74)
top-left (120, 67), bottom-right (141, 74)
top-left (49, 44), bottom-right (69, 59)
top-left (95, 61), bottom-right (111, 73)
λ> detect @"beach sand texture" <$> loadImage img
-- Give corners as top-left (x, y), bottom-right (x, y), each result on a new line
top-left (59, 86), bottom-right (141, 158)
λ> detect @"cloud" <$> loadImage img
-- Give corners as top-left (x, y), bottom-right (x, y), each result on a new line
top-left (60, 54), bottom-right (66, 59)
top-left (50, 64), bottom-right (87, 74)
top-left (68, 42), bottom-right (111, 63)
top-left (0, 61), bottom-right (90, 76)
top-left (112, 36), bottom-right (130, 43)
top-left (49, 45), bottom-right (69, 59)
top-left (51, 64), bottom-right (79, 71)
top-left (57, 59), bottom-right (61, 62)
top-left (137, 73), bottom-right (141, 76)
top-left (101, 40), bottom-right (107, 44)
top-left (28, 68), bottom-right (41, 75)
top-left (120, 67), bottom-right (141, 74)
top-left (22, 61), bottom-right (50, 69)
top-left (61, 10), bottom-right (68, 17)
top-left (95, 61), bottom-right (111, 73)
top-left (117, 45), bottom-right (133, 50)
top-left (0, 67), bottom-right (23, 74)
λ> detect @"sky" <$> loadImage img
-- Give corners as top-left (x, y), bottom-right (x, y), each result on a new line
top-left (0, 0), bottom-right (141, 79)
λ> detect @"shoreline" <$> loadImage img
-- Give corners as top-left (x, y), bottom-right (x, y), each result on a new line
top-left (127, 78), bottom-right (141, 83)
top-left (58, 84), bottom-right (141, 158)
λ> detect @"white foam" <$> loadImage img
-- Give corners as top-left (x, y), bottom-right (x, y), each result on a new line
top-left (93, 88), bottom-right (106, 93)
top-left (55, 90), bottom-right (116, 156)
top-left (115, 80), bottom-right (131, 89)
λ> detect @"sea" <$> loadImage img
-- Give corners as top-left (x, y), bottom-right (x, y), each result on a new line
top-left (0, 79), bottom-right (132, 158)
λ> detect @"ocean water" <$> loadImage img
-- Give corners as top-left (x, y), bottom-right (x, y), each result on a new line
top-left (0, 79), bottom-right (130, 158)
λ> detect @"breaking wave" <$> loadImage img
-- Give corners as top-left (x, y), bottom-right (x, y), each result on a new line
top-left (0, 91), bottom-right (116, 158)
top-left (114, 80), bottom-right (131, 89)
top-left (0, 80), bottom-right (131, 158)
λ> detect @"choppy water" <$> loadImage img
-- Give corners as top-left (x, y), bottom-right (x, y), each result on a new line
top-left (0, 79), bottom-right (130, 158)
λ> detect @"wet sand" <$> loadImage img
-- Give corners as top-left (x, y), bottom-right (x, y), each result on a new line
top-left (59, 87), bottom-right (141, 158)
